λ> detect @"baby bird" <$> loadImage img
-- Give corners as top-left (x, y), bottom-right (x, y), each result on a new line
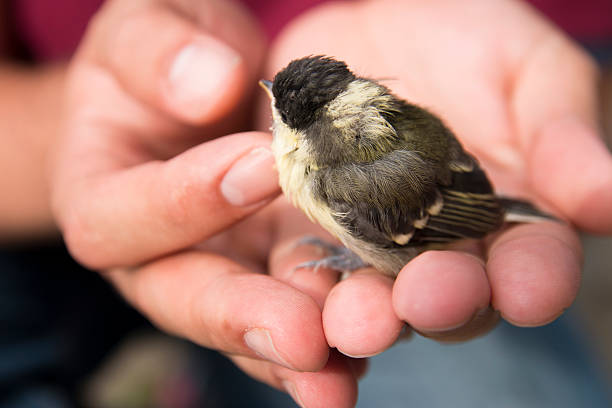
top-left (260, 56), bottom-right (553, 277)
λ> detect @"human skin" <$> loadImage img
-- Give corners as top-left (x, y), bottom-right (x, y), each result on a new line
top-left (50, 1), bottom-right (362, 407)
top-left (48, 0), bottom-right (612, 407)
top-left (261, 0), bottom-right (609, 366)
top-left (0, 0), bottom-right (64, 241)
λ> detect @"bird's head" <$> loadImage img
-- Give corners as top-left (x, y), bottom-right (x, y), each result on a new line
top-left (260, 56), bottom-right (356, 131)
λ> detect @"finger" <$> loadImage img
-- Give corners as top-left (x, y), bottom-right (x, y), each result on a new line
top-left (84, 0), bottom-right (264, 124)
top-left (414, 307), bottom-right (500, 343)
top-left (513, 35), bottom-right (612, 232)
top-left (57, 132), bottom-right (279, 270)
top-left (324, 271), bottom-right (404, 358)
top-left (392, 251), bottom-right (493, 340)
top-left (269, 204), bottom-right (404, 354)
top-left (268, 201), bottom-right (340, 308)
top-left (107, 251), bottom-right (329, 372)
top-left (486, 222), bottom-right (582, 326)
top-left (231, 351), bottom-right (359, 408)
top-left (198, 208), bottom-right (276, 274)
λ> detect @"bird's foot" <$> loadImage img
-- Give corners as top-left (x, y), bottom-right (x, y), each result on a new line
top-left (293, 235), bottom-right (348, 256)
top-left (293, 236), bottom-right (370, 279)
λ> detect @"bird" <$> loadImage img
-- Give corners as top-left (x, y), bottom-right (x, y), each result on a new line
top-left (260, 56), bottom-right (555, 277)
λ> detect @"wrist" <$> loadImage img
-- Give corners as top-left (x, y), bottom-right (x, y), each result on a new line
top-left (0, 62), bottom-right (66, 242)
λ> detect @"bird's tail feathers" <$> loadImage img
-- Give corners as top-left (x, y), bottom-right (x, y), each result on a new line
top-left (498, 197), bottom-right (559, 224)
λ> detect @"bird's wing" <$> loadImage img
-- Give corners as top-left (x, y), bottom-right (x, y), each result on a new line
top-left (410, 161), bottom-right (505, 245)
top-left (316, 148), bottom-right (504, 248)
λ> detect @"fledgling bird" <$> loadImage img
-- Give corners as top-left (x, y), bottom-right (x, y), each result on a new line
top-left (260, 56), bottom-right (554, 277)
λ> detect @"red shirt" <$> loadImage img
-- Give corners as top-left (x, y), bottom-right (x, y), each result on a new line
top-left (10, 0), bottom-right (612, 61)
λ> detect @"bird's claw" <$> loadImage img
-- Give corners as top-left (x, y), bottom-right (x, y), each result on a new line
top-left (293, 236), bottom-right (370, 279)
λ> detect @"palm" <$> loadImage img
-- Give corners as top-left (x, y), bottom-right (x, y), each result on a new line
top-left (264, 0), bottom-right (604, 224)
top-left (256, 0), bottom-right (610, 351)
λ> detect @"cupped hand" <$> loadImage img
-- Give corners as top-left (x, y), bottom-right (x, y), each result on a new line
top-left (262, 0), bottom-right (610, 357)
top-left (51, 1), bottom-right (362, 406)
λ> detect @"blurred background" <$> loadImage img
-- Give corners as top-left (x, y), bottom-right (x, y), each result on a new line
top-left (577, 64), bottom-right (612, 374)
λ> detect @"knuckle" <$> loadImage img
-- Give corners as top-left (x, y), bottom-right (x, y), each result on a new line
top-left (61, 206), bottom-right (106, 269)
top-left (161, 178), bottom-right (202, 228)
top-left (188, 268), bottom-right (238, 348)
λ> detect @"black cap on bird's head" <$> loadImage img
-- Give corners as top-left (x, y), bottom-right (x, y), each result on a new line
top-left (268, 56), bottom-right (355, 130)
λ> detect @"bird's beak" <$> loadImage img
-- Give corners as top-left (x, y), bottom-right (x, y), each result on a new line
top-left (259, 79), bottom-right (273, 99)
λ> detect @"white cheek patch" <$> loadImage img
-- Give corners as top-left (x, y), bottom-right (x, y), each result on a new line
top-left (326, 80), bottom-right (399, 145)
top-left (271, 107), bottom-right (300, 154)
top-left (269, 103), bottom-right (348, 242)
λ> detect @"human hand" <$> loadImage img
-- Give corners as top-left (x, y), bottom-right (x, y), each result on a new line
top-left (53, 0), bottom-right (271, 267)
top-left (51, 1), bottom-right (364, 406)
top-left (262, 0), bottom-right (610, 357)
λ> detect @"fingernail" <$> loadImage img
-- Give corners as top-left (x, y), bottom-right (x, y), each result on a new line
top-left (244, 328), bottom-right (294, 369)
top-left (502, 308), bottom-right (564, 328)
top-left (168, 36), bottom-right (242, 119)
top-left (282, 380), bottom-right (305, 408)
top-left (418, 306), bottom-right (496, 340)
top-left (338, 349), bottom-right (381, 359)
top-left (421, 307), bottom-right (489, 333)
top-left (221, 148), bottom-right (279, 206)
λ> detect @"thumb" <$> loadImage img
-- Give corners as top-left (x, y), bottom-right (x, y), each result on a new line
top-left (56, 132), bottom-right (280, 270)
top-left (513, 35), bottom-right (612, 233)
top-left (80, 0), bottom-right (264, 124)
